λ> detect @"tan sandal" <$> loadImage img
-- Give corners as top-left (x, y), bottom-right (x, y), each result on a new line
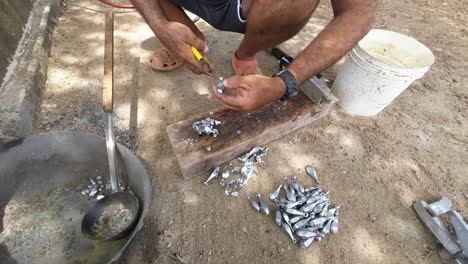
top-left (231, 51), bottom-right (262, 76)
top-left (149, 48), bottom-right (183, 71)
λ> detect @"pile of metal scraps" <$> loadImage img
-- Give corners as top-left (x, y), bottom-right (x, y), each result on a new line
top-left (203, 146), bottom-right (268, 196)
top-left (246, 166), bottom-right (340, 249)
top-left (414, 197), bottom-right (468, 263)
top-left (80, 176), bottom-right (126, 200)
top-left (192, 117), bottom-right (222, 137)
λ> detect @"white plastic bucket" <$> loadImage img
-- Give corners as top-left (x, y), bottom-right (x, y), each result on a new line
top-left (332, 29), bottom-right (435, 116)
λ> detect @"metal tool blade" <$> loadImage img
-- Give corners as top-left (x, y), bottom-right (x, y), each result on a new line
top-left (104, 112), bottom-right (119, 192)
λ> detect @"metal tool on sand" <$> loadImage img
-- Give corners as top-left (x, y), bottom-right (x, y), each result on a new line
top-left (82, 11), bottom-right (140, 241)
top-left (414, 196), bottom-right (468, 263)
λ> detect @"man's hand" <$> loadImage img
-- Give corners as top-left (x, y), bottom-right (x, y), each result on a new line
top-left (213, 75), bottom-right (287, 111)
top-left (156, 21), bottom-right (209, 75)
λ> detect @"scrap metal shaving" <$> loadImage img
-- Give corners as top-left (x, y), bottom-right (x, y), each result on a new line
top-left (203, 146), bottom-right (268, 197)
top-left (80, 176), bottom-right (127, 200)
top-left (247, 173), bottom-right (339, 249)
top-left (192, 117), bottom-right (222, 137)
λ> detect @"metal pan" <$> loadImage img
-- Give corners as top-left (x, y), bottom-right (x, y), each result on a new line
top-left (0, 131), bottom-right (152, 264)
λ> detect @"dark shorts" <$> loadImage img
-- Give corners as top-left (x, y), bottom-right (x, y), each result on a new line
top-left (170, 0), bottom-right (247, 33)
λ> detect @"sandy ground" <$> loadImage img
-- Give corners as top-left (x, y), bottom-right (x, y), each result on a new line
top-left (35, 0), bottom-right (467, 263)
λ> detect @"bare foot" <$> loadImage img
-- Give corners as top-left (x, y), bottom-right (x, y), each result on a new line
top-left (231, 50), bottom-right (262, 76)
top-left (149, 48), bottom-right (183, 72)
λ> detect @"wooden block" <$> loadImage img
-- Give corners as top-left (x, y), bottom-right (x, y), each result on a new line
top-left (102, 11), bottom-right (113, 112)
top-left (166, 93), bottom-right (334, 180)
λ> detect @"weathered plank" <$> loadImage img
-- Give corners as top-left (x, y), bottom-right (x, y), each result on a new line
top-left (102, 11), bottom-right (113, 112)
top-left (166, 92), bottom-right (334, 180)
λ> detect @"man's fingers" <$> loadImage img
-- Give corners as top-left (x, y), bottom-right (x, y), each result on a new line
top-left (182, 47), bottom-right (207, 75)
top-left (187, 31), bottom-right (207, 54)
top-left (186, 61), bottom-right (204, 75)
top-left (223, 76), bottom-right (249, 89)
top-left (212, 86), bottom-right (244, 108)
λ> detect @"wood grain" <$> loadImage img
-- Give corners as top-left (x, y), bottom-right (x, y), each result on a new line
top-left (102, 11), bottom-right (113, 112)
top-left (167, 93), bottom-right (334, 180)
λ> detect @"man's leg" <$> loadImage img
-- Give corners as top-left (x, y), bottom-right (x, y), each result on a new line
top-left (233, 0), bottom-right (319, 74)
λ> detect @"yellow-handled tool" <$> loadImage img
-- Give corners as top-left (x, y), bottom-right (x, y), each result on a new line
top-left (191, 45), bottom-right (212, 74)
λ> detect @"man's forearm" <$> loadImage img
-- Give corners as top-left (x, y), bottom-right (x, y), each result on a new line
top-left (130, 0), bottom-right (168, 35)
top-left (288, 0), bottom-right (377, 84)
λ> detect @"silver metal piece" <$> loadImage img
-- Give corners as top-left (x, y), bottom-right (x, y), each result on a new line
top-left (304, 186), bottom-right (319, 193)
top-left (282, 223), bottom-right (297, 244)
top-left (206, 146), bottom-right (212, 151)
top-left (327, 206), bottom-right (340, 217)
top-left (306, 195), bottom-right (324, 204)
top-left (300, 75), bottom-right (334, 106)
top-left (427, 196), bottom-right (453, 217)
top-left (231, 167), bottom-right (242, 173)
top-left (269, 184), bottom-right (282, 201)
top-left (321, 219), bottom-right (333, 235)
top-left (89, 189), bottom-right (98, 197)
top-left (89, 178), bottom-right (96, 186)
top-left (305, 165), bottom-right (319, 184)
top-left (240, 162), bottom-right (255, 186)
top-left (96, 194), bottom-right (105, 200)
top-left (222, 168), bottom-right (231, 179)
top-left (290, 176), bottom-right (304, 194)
top-left (282, 211), bottom-right (290, 223)
top-left (319, 204), bottom-right (330, 217)
top-left (285, 208), bottom-right (308, 217)
top-left (238, 146), bottom-right (268, 163)
top-left (330, 219), bottom-right (339, 234)
top-left (301, 200), bottom-right (322, 213)
top-left (448, 211), bottom-right (468, 254)
top-left (219, 178), bottom-right (227, 187)
top-left (284, 200), bottom-right (302, 209)
top-left (224, 178), bottom-right (244, 196)
top-left (413, 200), bottom-right (462, 255)
top-left (300, 237), bottom-right (314, 249)
top-left (256, 193), bottom-right (270, 215)
top-left (296, 230), bottom-right (317, 239)
top-left (313, 201), bottom-right (330, 214)
top-left (204, 166), bottom-right (220, 185)
top-left (284, 185), bottom-right (296, 202)
top-left (309, 216), bottom-right (331, 228)
top-left (192, 117), bottom-right (222, 137)
top-left (295, 178), bottom-right (305, 194)
top-left (299, 226), bottom-right (321, 233)
top-left (246, 195), bottom-right (261, 211)
top-left (237, 130), bottom-right (241, 135)
top-left (275, 208), bottom-right (282, 226)
top-left (294, 217), bottom-right (312, 230)
top-left (217, 77), bottom-right (225, 94)
top-left (289, 215), bottom-right (304, 224)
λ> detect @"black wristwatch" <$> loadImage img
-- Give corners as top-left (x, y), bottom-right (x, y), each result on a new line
top-left (274, 69), bottom-right (298, 100)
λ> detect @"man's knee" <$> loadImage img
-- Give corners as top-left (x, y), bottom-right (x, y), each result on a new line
top-left (251, 0), bottom-right (318, 29)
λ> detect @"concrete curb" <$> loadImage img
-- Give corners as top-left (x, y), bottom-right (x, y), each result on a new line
top-left (0, 0), bottom-right (60, 143)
